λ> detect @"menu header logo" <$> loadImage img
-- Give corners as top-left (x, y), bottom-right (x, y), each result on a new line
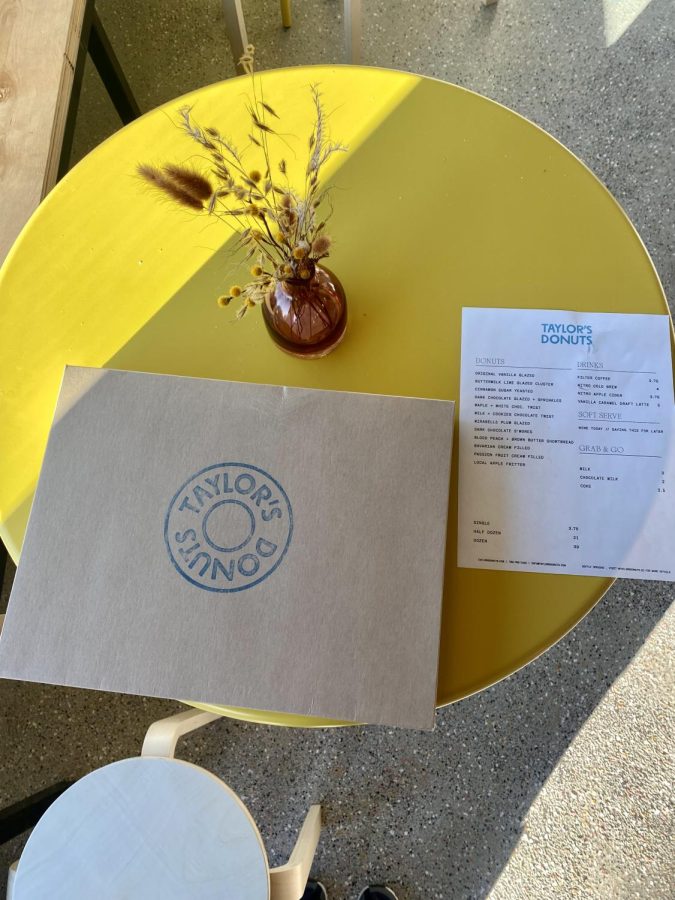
top-left (541, 323), bottom-right (593, 346)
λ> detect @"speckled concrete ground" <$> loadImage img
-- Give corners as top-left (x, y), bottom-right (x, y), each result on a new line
top-left (2, 1), bottom-right (674, 897)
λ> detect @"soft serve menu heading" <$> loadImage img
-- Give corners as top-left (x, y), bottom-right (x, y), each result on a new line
top-left (458, 308), bottom-right (674, 580)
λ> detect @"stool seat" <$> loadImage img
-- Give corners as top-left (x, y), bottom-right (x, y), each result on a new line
top-left (13, 756), bottom-right (270, 899)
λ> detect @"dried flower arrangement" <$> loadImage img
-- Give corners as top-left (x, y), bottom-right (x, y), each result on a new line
top-left (138, 46), bottom-right (347, 322)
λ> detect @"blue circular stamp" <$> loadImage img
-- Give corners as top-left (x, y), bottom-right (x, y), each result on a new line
top-left (164, 463), bottom-right (293, 593)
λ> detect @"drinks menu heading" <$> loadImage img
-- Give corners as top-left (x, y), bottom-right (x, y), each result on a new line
top-left (458, 308), bottom-right (674, 580)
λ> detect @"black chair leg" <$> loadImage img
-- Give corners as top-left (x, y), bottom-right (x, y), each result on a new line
top-left (58, 0), bottom-right (141, 180)
top-left (88, 6), bottom-right (141, 124)
top-left (0, 782), bottom-right (74, 844)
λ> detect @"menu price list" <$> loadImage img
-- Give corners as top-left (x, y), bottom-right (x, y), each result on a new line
top-left (459, 308), bottom-right (674, 580)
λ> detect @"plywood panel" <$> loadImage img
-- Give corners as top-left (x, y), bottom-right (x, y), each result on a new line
top-left (0, 0), bottom-right (87, 265)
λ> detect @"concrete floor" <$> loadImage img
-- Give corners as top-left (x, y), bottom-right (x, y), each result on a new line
top-left (2, 1), bottom-right (674, 897)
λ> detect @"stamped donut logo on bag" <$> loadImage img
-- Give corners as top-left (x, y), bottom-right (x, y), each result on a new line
top-left (165, 463), bottom-right (293, 592)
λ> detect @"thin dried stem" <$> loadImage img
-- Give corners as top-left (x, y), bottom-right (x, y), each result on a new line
top-left (139, 47), bottom-right (347, 320)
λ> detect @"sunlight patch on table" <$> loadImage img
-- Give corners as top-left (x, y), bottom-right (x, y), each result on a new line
top-left (0, 69), bottom-right (418, 561)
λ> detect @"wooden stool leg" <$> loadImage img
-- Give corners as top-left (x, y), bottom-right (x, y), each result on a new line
top-left (7, 860), bottom-right (18, 899)
top-left (222, 0), bottom-right (249, 70)
top-left (141, 708), bottom-right (222, 759)
top-left (280, 0), bottom-right (292, 28)
top-left (269, 805), bottom-right (322, 900)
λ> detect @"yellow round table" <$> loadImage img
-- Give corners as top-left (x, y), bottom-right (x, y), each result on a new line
top-left (0, 67), bottom-right (669, 727)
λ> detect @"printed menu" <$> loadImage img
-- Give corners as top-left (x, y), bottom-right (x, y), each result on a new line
top-left (458, 308), bottom-right (674, 580)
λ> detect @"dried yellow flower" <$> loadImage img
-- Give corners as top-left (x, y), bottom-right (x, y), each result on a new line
top-left (217, 295), bottom-right (231, 307)
top-left (299, 267), bottom-right (311, 279)
top-left (251, 264), bottom-right (263, 277)
top-left (249, 169), bottom-right (262, 183)
top-left (292, 245), bottom-right (307, 259)
top-left (230, 285), bottom-right (242, 297)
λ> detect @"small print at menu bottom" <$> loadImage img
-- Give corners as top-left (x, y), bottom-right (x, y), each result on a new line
top-left (458, 308), bottom-right (675, 580)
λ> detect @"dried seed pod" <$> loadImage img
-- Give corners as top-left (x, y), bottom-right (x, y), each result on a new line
top-left (261, 101), bottom-right (280, 119)
top-left (137, 164), bottom-right (204, 211)
top-left (311, 235), bottom-right (331, 256)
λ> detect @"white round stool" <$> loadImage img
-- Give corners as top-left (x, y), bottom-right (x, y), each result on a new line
top-left (12, 755), bottom-right (270, 899)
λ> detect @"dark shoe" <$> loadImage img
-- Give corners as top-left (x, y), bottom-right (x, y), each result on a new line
top-left (357, 887), bottom-right (399, 900)
top-left (302, 879), bottom-right (328, 900)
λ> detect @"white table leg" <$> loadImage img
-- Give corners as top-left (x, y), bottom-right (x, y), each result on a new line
top-left (222, 0), bottom-right (249, 71)
top-left (344, 0), bottom-right (362, 64)
top-left (269, 805), bottom-right (322, 900)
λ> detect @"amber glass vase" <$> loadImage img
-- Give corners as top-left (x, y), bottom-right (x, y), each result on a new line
top-left (262, 264), bottom-right (347, 359)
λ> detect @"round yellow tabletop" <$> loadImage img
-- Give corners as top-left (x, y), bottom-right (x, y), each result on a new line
top-left (0, 67), bottom-right (668, 728)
